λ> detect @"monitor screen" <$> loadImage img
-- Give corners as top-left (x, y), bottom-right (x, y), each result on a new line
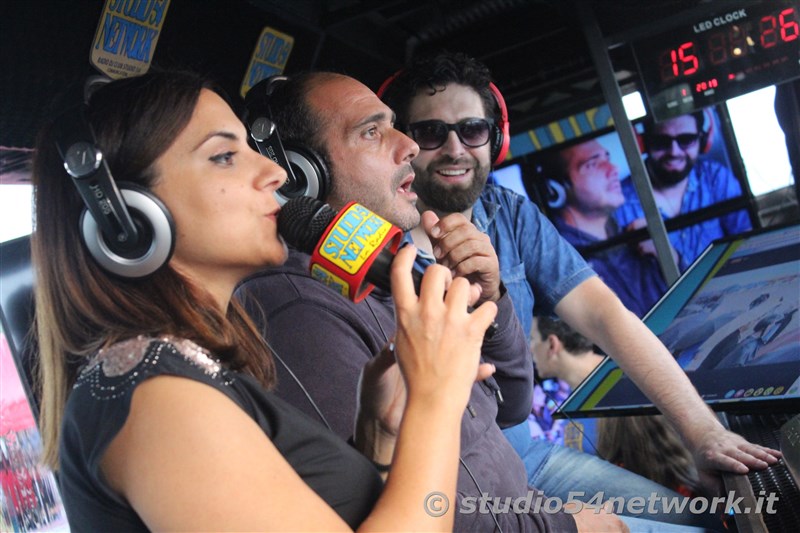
top-left (490, 163), bottom-right (528, 198)
top-left (525, 108), bottom-right (756, 319)
top-left (556, 223), bottom-right (800, 418)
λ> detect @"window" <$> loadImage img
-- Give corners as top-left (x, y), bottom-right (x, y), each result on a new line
top-left (727, 85), bottom-right (794, 197)
top-left (0, 184), bottom-right (33, 243)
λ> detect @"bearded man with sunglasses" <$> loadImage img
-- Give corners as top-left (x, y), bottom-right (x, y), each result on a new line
top-left (380, 50), bottom-right (778, 512)
top-left (616, 112), bottom-right (752, 269)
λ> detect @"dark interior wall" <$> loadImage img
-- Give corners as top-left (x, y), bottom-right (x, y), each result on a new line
top-left (0, 0), bottom-right (389, 151)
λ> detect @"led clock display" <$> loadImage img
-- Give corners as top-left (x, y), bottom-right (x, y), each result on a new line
top-left (633, 1), bottom-right (800, 121)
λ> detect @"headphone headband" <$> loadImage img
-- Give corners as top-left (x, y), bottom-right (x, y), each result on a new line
top-left (244, 76), bottom-right (298, 187)
top-left (54, 82), bottom-right (175, 278)
top-left (488, 81), bottom-right (510, 165)
top-left (54, 105), bottom-right (141, 252)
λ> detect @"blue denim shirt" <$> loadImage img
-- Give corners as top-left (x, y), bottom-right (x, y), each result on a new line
top-left (553, 217), bottom-right (668, 318)
top-left (470, 184), bottom-right (595, 337)
top-left (615, 159), bottom-right (752, 269)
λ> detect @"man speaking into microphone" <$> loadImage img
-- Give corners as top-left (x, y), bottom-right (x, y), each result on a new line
top-left (235, 72), bottom-right (602, 532)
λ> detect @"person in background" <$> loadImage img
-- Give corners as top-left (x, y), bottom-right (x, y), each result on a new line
top-left (616, 111), bottom-right (753, 269)
top-left (597, 419), bottom-right (704, 499)
top-left (538, 137), bottom-right (668, 317)
top-left (530, 316), bottom-right (604, 391)
top-left (527, 316), bottom-right (600, 456)
top-left (380, 49), bottom-right (779, 506)
top-left (32, 69), bottom-right (500, 532)
top-left (530, 316), bottom-right (701, 498)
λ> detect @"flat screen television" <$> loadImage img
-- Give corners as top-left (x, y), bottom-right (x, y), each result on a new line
top-left (556, 222), bottom-right (800, 418)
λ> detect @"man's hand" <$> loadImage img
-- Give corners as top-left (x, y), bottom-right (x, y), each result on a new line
top-left (691, 427), bottom-right (782, 493)
top-left (421, 211), bottom-right (502, 303)
top-left (357, 342), bottom-right (406, 437)
top-left (353, 342), bottom-right (405, 476)
top-left (355, 338), bottom-right (497, 470)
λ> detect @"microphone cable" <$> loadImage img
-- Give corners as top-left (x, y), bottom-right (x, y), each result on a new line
top-left (266, 337), bottom-right (334, 432)
top-left (460, 457), bottom-right (504, 533)
top-left (366, 297), bottom-right (504, 531)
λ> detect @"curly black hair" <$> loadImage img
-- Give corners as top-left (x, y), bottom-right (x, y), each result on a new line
top-left (379, 50), bottom-right (499, 128)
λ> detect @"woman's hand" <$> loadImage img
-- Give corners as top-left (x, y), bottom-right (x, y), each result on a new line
top-left (390, 245), bottom-right (497, 410)
top-left (354, 245), bottom-right (498, 532)
top-left (355, 244), bottom-right (498, 461)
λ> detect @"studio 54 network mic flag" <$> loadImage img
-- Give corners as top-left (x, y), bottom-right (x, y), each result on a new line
top-left (278, 196), bottom-right (418, 303)
top-left (277, 196), bottom-right (498, 339)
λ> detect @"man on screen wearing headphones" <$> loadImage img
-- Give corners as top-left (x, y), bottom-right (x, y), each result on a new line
top-left (379, 50), bottom-right (779, 509)
top-left (616, 111), bottom-right (752, 270)
top-left (539, 137), bottom-right (668, 318)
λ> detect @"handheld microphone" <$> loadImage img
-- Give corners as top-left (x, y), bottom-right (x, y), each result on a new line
top-left (278, 196), bottom-right (419, 302)
top-left (277, 196), bottom-right (498, 337)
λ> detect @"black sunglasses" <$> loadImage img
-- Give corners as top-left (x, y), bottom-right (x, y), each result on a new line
top-left (406, 118), bottom-right (493, 150)
top-left (647, 133), bottom-right (701, 151)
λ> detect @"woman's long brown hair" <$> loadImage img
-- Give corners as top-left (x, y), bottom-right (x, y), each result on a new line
top-left (597, 416), bottom-right (700, 495)
top-left (33, 70), bottom-right (275, 469)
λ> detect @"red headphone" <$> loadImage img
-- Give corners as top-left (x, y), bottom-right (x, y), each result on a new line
top-left (637, 107), bottom-right (715, 155)
top-left (377, 70), bottom-right (510, 166)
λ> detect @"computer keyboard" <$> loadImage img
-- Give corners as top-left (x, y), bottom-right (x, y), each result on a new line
top-left (726, 412), bottom-right (800, 532)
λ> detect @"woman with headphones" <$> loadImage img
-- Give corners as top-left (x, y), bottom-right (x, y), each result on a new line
top-left (32, 69), bottom-right (498, 532)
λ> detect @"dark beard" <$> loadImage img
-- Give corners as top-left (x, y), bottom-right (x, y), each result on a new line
top-left (414, 167), bottom-right (489, 213)
top-left (650, 156), bottom-right (695, 187)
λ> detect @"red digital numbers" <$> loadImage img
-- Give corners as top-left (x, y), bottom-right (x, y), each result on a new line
top-left (760, 7), bottom-right (798, 48)
top-left (761, 13), bottom-right (779, 48)
top-left (659, 7), bottom-right (797, 82)
top-left (660, 41), bottom-right (699, 80)
top-left (780, 7), bottom-right (799, 42)
top-left (695, 78), bottom-right (719, 93)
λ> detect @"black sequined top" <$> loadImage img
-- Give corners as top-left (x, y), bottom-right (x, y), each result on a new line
top-left (58, 336), bottom-right (383, 531)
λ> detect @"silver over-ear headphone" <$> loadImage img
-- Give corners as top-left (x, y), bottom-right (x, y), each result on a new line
top-left (244, 75), bottom-right (331, 205)
top-left (53, 77), bottom-right (175, 278)
top-left (546, 178), bottom-right (569, 210)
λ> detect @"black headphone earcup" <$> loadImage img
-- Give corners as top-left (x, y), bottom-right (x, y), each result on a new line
top-left (488, 82), bottom-right (510, 166)
top-left (80, 184), bottom-right (175, 278)
top-left (546, 179), bottom-right (568, 210)
top-left (277, 143), bottom-right (331, 204)
top-left (490, 124), bottom-right (504, 165)
top-left (699, 130), bottom-right (711, 154)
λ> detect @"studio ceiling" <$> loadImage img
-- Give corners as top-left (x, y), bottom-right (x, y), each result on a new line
top-left (0, 0), bottom-right (747, 180)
